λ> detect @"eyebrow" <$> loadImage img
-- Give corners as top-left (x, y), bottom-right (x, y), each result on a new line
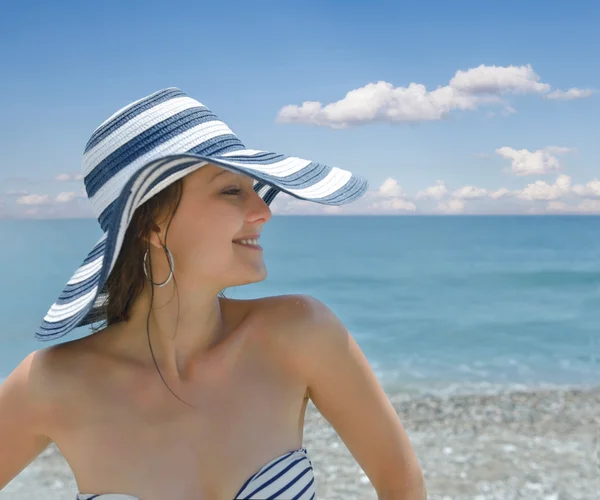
top-left (209, 170), bottom-right (230, 183)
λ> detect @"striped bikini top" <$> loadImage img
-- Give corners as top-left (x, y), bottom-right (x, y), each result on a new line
top-left (76, 447), bottom-right (316, 500)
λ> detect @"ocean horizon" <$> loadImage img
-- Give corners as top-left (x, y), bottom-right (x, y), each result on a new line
top-left (2, 215), bottom-right (599, 395)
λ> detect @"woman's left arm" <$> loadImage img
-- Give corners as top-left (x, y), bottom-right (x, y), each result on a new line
top-left (280, 294), bottom-right (427, 500)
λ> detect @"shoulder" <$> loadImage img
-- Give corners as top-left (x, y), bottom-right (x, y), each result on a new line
top-left (5, 337), bottom-right (101, 413)
top-left (0, 347), bottom-right (69, 435)
top-left (250, 293), bottom-right (341, 336)
top-left (249, 294), bottom-right (349, 377)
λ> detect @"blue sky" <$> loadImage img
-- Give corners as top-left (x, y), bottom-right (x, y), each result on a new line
top-left (1, 0), bottom-right (598, 217)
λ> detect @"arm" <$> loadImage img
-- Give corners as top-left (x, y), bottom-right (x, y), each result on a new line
top-left (0, 351), bottom-right (53, 490)
top-left (280, 295), bottom-right (427, 500)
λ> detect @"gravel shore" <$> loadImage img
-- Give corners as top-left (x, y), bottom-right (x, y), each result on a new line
top-left (2, 385), bottom-right (598, 500)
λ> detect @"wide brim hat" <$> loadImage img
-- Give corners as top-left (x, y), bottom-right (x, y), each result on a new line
top-left (35, 87), bottom-right (368, 342)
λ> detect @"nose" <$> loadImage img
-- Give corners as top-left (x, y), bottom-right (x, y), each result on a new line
top-left (247, 186), bottom-right (272, 224)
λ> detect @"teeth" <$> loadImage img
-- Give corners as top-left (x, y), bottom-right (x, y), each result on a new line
top-left (238, 239), bottom-right (258, 246)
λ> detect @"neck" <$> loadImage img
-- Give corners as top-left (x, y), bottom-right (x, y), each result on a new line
top-left (125, 281), bottom-right (229, 380)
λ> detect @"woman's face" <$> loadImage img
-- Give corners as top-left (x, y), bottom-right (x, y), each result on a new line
top-left (151, 164), bottom-right (272, 292)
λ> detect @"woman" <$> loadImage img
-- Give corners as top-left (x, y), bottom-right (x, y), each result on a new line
top-left (0, 88), bottom-right (426, 499)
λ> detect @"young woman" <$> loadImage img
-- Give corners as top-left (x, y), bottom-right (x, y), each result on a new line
top-left (0, 88), bottom-right (426, 499)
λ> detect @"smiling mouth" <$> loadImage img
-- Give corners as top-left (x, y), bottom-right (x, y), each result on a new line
top-left (233, 240), bottom-right (263, 251)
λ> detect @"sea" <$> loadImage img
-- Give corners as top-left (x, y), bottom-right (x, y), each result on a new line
top-left (1, 215), bottom-right (599, 396)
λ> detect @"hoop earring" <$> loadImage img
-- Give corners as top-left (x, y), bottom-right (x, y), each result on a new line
top-left (143, 246), bottom-right (175, 287)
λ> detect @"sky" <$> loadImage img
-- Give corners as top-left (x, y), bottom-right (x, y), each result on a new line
top-left (0, 0), bottom-right (598, 217)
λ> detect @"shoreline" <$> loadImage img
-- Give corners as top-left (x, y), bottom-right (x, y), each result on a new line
top-left (2, 384), bottom-right (598, 500)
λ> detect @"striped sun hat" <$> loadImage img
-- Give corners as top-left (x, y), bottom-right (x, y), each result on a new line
top-left (35, 87), bottom-right (368, 342)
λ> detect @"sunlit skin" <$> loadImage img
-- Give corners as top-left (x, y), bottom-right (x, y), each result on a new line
top-left (0, 164), bottom-right (427, 499)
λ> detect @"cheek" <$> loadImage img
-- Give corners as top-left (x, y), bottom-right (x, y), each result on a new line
top-left (170, 211), bottom-right (238, 272)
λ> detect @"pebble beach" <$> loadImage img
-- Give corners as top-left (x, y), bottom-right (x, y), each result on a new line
top-left (2, 385), bottom-right (598, 500)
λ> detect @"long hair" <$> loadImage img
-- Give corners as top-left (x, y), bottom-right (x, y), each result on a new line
top-left (90, 178), bottom-right (224, 407)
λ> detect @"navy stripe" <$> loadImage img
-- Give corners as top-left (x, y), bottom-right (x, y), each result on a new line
top-left (318, 176), bottom-right (368, 205)
top-left (36, 302), bottom-right (92, 339)
top-left (216, 151), bottom-right (286, 164)
top-left (244, 457), bottom-right (309, 498)
top-left (263, 187), bottom-right (280, 206)
top-left (186, 135), bottom-right (246, 157)
top-left (236, 450), bottom-right (296, 494)
top-left (98, 200), bottom-right (116, 233)
top-left (293, 477), bottom-right (316, 500)
top-left (142, 160), bottom-right (207, 201)
top-left (85, 107), bottom-right (233, 196)
top-left (83, 237), bottom-right (106, 263)
top-left (55, 275), bottom-right (100, 304)
top-left (270, 468), bottom-right (312, 500)
top-left (84, 88), bottom-right (185, 153)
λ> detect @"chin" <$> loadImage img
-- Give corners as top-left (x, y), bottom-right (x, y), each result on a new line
top-left (227, 267), bottom-right (268, 288)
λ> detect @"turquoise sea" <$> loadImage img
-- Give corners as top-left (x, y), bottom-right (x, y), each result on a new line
top-left (1, 215), bottom-right (599, 394)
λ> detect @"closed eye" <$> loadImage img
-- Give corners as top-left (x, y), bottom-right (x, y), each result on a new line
top-left (222, 188), bottom-right (242, 195)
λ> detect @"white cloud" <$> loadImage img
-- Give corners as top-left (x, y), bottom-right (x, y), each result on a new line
top-left (578, 199), bottom-right (600, 212)
top-left (55, 173), bottom-right (85, 182)
top-left (56, 191), bottom-right (79, 203)
top-left (452, 185), bottom-right (489, 199)
top-left (495, 146), bottom-right (574, 176)
top-left (13, 190), bottom-right (89, 216)
top-left (546, 201), bottom-right (570, 212)
top-left (378, 177), bottom-right (405, 198)
top-left (544, 88), bottom-right (594, 100)
top-left (546, 199), bottom-right (600, 214)
top-left (16, 194), bottom-right (52, 205)
top-left (370, 178), bottom-right (416, 212)
top-left (276, 64), bottom-right (562, 127)
top-left (415, 180), bottom-right (447, 200)
top-left (449, 64), bottom-right (550, 94)
top-left (370, 198), bottom-right (417, 212)
top-left (438, 199), bottom-right (465, 213)
top-left (516, 174), bottom-right (572, 201)
top-left (490, 188), bottom-right (510, 199)
top-left (572, 179), bottom-right (600, 198)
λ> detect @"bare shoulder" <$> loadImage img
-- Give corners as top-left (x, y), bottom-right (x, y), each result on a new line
top-left (0, 343), bottom-right (97, 488)
top-left (3, 347), bottom-right (64, 407)
top-left (0, 345), bottom-right (70, 442)
top-left (250, 294), bottom-right (427, 497)
top-left (8, 336), bottom-right (106, 415)
top-left (6, 341), bottom-right (85, 406)
top-left (247, 293), bottom-right (347, 372)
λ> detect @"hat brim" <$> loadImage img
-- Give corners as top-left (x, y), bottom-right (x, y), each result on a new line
top-left (35, 150), bottom-right (368, 342)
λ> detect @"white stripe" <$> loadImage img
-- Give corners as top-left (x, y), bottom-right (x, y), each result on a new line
top-left (94, 96), bottom-right (148, 131)
top-left (220, 157), bottom-right (312, 178)
top-left (137, 160), bottom-right (209, 207)
top-left (67, 255), bottom-right (103, 285)
top-left (108, 157), bottom-right (203, 276)
top-left (83, 97), bottom-right (205, 176)
top-left (44, 287), bottom-right (98, 322)
top-left (65, 233), bottom-right (107, 284)
top-left (89, 120), bottom-right (233, 217)
top-left (221, 149), bottom-right (265, 157)
top-left (241, 460), bottom-right (313, 497)
top-left (92, 87), bottom-right (180, 132)
top-left (285, 167), bottom-right (352, 199)
top-left (256, 184), bottom-right (271, 198)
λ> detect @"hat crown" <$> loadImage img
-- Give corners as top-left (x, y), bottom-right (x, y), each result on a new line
top-left (80, 88), bottom-right (246, 230)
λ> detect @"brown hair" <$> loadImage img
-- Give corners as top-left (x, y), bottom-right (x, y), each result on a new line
top-left (90, 177), bottom-right (223, 407)
top-left (92, 179), bottom-right (184, 329)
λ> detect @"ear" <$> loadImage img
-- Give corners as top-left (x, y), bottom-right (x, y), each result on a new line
top-left (147, 225), bottom-right (165, 250)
